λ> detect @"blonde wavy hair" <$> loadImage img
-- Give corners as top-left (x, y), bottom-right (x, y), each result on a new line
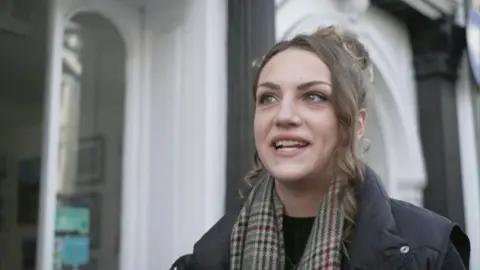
top-left (242, 25), bottom-right (373, 248)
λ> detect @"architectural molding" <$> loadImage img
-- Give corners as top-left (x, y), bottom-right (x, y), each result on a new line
top-left (372, 0), bottom-right (457, 20)
top-left (144, 0), bottom-right (188, 34)
top-left (334, 0), bottom-right (371, 20)
top-left (413, 20), bottom-right (467, 229)
top-left (398, 5), bottom-right (467, 228)
top-left (411, 18), bottom-right (466, 80)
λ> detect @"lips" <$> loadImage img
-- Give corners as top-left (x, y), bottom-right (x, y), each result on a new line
top-left (271, 136), bottom-right (310, 153)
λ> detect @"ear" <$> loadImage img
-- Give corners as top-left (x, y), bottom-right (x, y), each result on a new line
top-left (356, 108), bottom-right (367, 140)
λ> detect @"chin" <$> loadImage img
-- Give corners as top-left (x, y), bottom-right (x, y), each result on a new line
top-left (267, 164), bottom-right (310, 182)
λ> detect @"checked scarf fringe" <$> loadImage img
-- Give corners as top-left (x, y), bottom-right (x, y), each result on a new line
top-left (230, 175), bottom-right (344, 270)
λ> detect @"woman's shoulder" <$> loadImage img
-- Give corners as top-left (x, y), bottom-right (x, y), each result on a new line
top-left (389, 198), bottom-right (470, 267)
top-left (187, 207), bottom-right (239, 269)
top-left (170, 210), bottom-right (237, 270)
top-left (390, 199), bottom-right (452, 230)
top-left (194, 210), bottom-right (238, 251)
top-left (389, 198), bottom-right (465, 241)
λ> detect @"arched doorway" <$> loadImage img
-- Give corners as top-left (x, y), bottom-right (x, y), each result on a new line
top-left (53, 13), bottom-right (126, 270)
top-left (364, 99), bottom-right (389, 189)
top-left (37, 0), bottom-right (148, 268)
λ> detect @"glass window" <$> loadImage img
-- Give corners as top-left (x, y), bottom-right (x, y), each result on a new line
top-left (54, 13), bottom-right (126, 270)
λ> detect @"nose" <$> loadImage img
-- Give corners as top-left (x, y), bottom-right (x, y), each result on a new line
top-left (274, 99), bottom-right (302, 128)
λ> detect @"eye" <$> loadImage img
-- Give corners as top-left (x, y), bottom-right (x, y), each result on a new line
top-left (304, 92), bottom-right (327, 102)
top-left (258, 94), bottom-right (277, 105)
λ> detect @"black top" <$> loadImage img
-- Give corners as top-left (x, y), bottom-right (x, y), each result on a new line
top-left (283, 215), bottom-right (315, 269)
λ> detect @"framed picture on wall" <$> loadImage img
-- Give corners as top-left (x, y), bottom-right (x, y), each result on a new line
top-left (76, 136), bottom-right (105, 185)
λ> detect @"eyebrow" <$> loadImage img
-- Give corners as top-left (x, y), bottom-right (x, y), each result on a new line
top-left (256, 80), bottom-right (331, 91)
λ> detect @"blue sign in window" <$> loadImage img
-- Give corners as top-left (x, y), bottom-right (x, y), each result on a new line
top-left (61, 236), bottom-right (90, 267)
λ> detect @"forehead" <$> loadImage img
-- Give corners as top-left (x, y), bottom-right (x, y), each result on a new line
top-left (258, 48), bottom-right (331, 85)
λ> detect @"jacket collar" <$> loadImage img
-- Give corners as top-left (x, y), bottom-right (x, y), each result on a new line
top-left (346, 166), bottom-right (409, 269)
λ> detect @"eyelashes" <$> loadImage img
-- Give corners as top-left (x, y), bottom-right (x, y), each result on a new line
top-left (258, 94), bottom-right (276, 105)
top-left (304, 93), bottom-right (327, 102)
top-left (257, 92), bottom-right (328, 105)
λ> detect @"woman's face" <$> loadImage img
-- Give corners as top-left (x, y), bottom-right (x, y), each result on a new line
top-left (254, 48), bottom-right (338, 183)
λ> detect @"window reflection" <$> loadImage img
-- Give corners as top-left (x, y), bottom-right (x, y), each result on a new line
top-left (54, 13), bottom-right (125, 270)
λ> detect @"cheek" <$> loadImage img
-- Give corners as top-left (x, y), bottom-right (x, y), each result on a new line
top-left (313, 110), bottom-right (338, 146)
top-left (253, 113), bottom-right (266, 141)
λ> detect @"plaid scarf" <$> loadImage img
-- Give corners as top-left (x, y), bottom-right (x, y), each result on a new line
top-left (230, 175), bottom-right (344, 270)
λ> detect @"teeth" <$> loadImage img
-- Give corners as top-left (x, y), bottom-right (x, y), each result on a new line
top-left (275, 140), bottom-right (307, 148)
top-left (278, 147), bottom-right (298, 152)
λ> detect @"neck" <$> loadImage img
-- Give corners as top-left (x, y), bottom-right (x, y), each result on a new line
top-left (275, 177), bottom-right (330, 217)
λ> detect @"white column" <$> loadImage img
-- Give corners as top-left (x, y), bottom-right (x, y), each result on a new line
top-left (172, 0), bottom-right (227, 257)
top-left (36, 1), bottom-right (63, 269)
top-left (456, 55), bottom-right (480, 270)
top-left (144, 0), bottom-right (227, 268)
top-left (201, 0), bottom-right (228, 235)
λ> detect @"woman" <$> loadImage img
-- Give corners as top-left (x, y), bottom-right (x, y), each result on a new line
top-left (170, 26), bottom-right (470, 269)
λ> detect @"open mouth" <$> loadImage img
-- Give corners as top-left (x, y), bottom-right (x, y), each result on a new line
top-left (272, 139), bottom-right (310, 152)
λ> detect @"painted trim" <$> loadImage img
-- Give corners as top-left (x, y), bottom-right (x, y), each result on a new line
top-left (456, 54), bottom-right (480, 269)
top-left (402, 0), bottom-right (445, 18)
top-left (37, 2), bottom-right (64, 269)
top-left (203, 0), bottom-right (228, 230)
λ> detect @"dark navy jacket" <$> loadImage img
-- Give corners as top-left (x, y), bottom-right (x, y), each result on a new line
top-left (170, 167), bottom-right (470, 269)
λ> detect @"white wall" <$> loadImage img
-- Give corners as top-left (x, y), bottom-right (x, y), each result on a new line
top-left (364, 100), bottom-right (389, 189)
top-left (276, 0), bottom-right (426, 205)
